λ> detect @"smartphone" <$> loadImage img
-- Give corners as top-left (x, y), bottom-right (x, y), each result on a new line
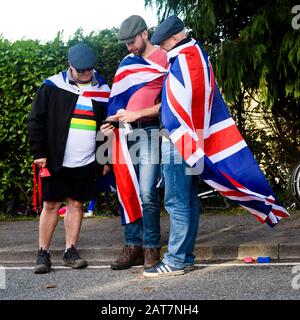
top-left (102, 120), bottom-right (120, 128)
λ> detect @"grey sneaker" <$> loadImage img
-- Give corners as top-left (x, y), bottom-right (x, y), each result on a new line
top-left (143, 261), bottom-right (185, 278)
top-left (34, 248), bottom-right (52, 274)
top-left (62, 245), bottom-right (88, 269)
top-left (184, 263), bottom-right (195, 271)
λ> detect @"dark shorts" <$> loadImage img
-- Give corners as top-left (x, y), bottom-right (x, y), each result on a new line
top-left (42, 161), bottom-right (99, 202)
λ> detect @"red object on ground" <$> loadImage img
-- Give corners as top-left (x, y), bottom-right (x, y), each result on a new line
top-left (58, 206), bottom-right (66, 216)
top-left (243, 257), bottom-right (255, 263)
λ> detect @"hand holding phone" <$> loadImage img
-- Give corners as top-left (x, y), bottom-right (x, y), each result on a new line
top-left (101, 120), bottom-right (120, 128)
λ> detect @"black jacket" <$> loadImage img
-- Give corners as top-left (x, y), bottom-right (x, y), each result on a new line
top-left (27, 82), bottom-right (107, 172)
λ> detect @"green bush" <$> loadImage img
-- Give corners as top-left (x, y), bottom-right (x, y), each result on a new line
top-left (0, 23), bottom-right (297, 213)
top-left (0, 29), bottom-right (127, 212)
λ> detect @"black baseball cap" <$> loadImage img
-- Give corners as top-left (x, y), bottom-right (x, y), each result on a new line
top-left (68, 44), bottom-right (96, 70)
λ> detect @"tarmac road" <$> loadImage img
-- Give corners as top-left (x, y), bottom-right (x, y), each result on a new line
top-left (1, 262), bottom-right (300, 300)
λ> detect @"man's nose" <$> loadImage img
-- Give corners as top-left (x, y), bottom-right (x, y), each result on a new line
top-left (83, 70), bottom-right (93, 75)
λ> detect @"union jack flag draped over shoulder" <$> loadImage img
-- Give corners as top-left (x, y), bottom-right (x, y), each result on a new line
top-left (161, 38), bottom-right (289, 227)
top-left (108, 54), bottom-right (167, 225)
top-left (44, 70), bottom-right (111, 102)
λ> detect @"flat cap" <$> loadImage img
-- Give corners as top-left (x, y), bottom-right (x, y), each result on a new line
top-left (151, 15), bottom-right (184, 45)
top-left (68, 44), bottom-right (96, 70)
top-left (117, 15), bottom-right (147, 44)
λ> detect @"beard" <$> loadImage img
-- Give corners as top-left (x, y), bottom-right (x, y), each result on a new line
top-left (134, 39), bottom-right (147, 56)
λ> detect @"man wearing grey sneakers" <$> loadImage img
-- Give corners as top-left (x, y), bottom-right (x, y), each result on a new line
top-left (28, 44), bottom-right (110, 274)
top-left (143, 16), bottom-right (202, 277)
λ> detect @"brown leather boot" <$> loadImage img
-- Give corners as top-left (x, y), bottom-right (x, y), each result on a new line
top-left (111, 245), bottom-right (144, 270)
top-left (144, 247), bottom-right (161, 269)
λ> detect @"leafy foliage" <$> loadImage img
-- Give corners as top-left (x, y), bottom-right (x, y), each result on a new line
top-left (146, 0), bottom-right (300, 193)
top-left (0, 35), bottom-right (66, 209)
top-left (0, 29), bottom-right (127, 210)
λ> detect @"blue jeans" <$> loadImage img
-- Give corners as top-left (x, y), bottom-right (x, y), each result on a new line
top-left (161, 140), bottom-right (200, 269)
top-left (124, 126), bottom-right (161, 248)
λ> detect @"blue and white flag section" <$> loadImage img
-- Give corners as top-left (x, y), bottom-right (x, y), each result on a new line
top-left (44, 70), bottom-right (111, 102)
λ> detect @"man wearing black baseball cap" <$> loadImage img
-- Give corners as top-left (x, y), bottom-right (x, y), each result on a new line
top-left (68, 43), bottom-right (96, 75)
top-left (28, 43), bottom-right (110, 274)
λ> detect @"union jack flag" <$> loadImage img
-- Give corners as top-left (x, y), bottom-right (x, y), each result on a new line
top-left (162, 38), bottom-right (289, 227)
top-left (44, 70), bottom-right (111, 102)
top-left (108, 54), bottom-right (167, 225)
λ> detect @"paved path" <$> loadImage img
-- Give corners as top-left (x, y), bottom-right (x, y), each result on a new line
top-left (0, 211), bottom-right (300, 265)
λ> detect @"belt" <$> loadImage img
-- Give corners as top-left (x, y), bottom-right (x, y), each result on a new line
top-left (130, 119), bottom-right (160, 128)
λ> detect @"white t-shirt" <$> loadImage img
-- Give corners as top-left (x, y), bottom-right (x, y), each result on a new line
top-left (63, 83), bottom-right (96, 168)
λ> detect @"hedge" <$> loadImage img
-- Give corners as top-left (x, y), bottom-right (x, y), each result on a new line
top-left (0, 29), bottom-right (127, 211)
top-left (0, 27), bottom-right (296, 212)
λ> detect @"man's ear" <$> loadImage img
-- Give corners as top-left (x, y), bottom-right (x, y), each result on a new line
top-left (173, 34), bottom-right (180, 41)
top-left (142, 29), bottom-right (148, 39)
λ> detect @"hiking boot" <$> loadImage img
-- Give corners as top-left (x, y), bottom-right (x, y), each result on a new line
top-left (144, 247), bottom-right (160, 269)
top-left (34, 248), bottom-right (52, 274)
top-left (62, 245), bottom-right (88, 269)
top-left (111, 245), bottom-right (144, 270)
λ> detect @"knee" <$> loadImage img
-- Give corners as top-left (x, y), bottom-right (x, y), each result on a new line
top-left (43, 201), bottom-right (61, 212)
top-left (66, 199), bottom-right (82, 210)
top-left (140, 190), bottom-right (158, 206)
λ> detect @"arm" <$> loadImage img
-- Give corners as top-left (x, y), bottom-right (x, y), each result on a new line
top-left (108, 103), bottom-right (161, 123)
top-left (27, 84), bottom-right (48, 161)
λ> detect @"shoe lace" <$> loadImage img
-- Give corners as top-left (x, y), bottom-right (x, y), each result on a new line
top-left (145, 248), bottom-right (158, 259)
top-left (65, 245), bottom-right (81, 261)
top-left (119, 245), bottom-right (131, 258)
top-left (37, 249), bottom-right (50, 264)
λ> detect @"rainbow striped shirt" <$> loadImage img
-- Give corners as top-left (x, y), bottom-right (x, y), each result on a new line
top-left (63, 83), bottom-right (97, 168)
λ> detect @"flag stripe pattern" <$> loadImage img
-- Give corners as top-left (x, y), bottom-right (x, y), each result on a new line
top-left (108, 54), bottom-right (167, 224)
top-left (44, 70), bottom-right (111, 103)
top-left (161, 39), bottom-right (289, 227)
top-left (112, 129), bottom-right (143, 225)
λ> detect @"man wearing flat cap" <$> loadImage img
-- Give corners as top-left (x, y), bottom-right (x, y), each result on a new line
top-left (144, 14), bottom-right (284, 278)
top-left (28, 43), bottom-right (111, 274)
top-left (101, 15), bottom-right (168, 271)
top-left (142, 15), bottom-right (201, 277)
